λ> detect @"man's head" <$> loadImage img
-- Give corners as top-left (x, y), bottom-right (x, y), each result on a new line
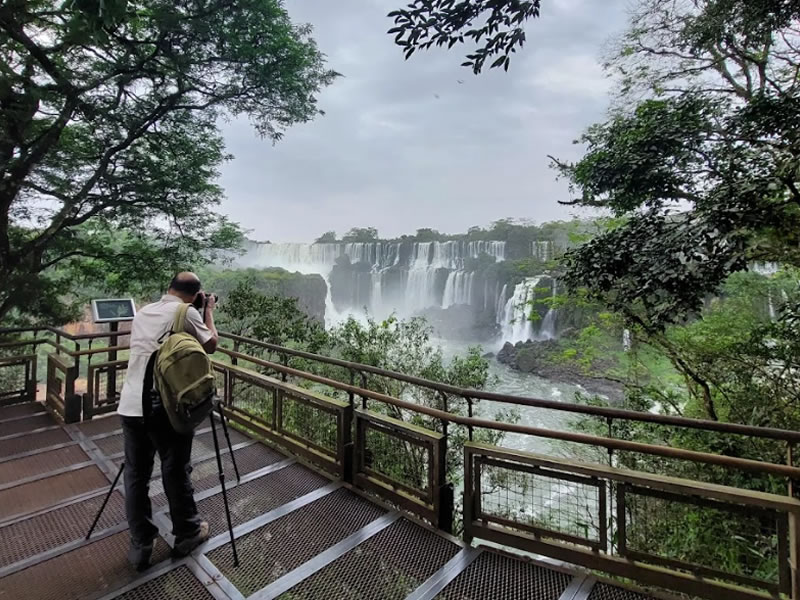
top-left (168, 272), bottom-right (202, 304)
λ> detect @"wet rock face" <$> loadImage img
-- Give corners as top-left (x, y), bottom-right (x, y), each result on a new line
top-left (494, 339), bottom-right (623, 402)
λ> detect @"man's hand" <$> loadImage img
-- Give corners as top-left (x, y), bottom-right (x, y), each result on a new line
top-left (205, 293), bottom-right (216, 311)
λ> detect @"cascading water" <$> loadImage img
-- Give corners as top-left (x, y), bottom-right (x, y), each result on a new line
top-left (500, 277), bottom-right (541, 344)
top-left (442, 271), bottom-right (475, 307)
top-left (499, 277), bottom-right (560, 344)
top-left (236, 240), bottom-right (507, 321)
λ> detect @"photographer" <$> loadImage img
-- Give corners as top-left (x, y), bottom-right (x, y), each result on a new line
top-left (117, 272), bottom-right (218, 570)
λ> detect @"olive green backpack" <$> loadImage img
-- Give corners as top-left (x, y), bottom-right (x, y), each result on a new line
top-left (152, 303), bottom-right (216, 433)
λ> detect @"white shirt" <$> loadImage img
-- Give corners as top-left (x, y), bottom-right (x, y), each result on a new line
top-left (118, 294), bottom-right (213, 417)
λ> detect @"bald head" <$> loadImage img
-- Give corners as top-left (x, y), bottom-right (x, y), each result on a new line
top-left (168, 272), bottom-right (202, 302)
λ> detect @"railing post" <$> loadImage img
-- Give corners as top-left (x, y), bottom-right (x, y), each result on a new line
top-left (435, 429), bottom-right (454, 534)
top-left (232, 340), bottom-right (239, 366)
top-left (465, 396), bottom-right (474, 441)
top-left (348, 369), bottom-right (355, 409)
top-left (64, 364), bottom-right (81, 423)
top-left (280, 352), bottom-right (288, 382)
top-left (341, 401), bottom-right (354, 484)
top-left (463, 446), bottom-right (475, 543)
top-left (360, 371), bottom-right (368, 410)
top-left (73, 341), bottom-right (81, 375)
top-left (790, 511), bottom-right (800, 599)
top-left (27, 353), bottom-right (37, 402)
top-left (107, 322), bottom-right (119, 401)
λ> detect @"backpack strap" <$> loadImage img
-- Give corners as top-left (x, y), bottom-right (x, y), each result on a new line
top-left (172, 303), bottom-right (190, 334)
top-left (142, 351), bottom-right (159, 420)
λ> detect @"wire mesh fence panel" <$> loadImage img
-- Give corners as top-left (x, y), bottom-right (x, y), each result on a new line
top-left (280, 391), bottom-right (339, 456)
top-left (0, 360), bottom-right (27, 400)
top-left (363, 424), bottom-right (431, 496)
top-left (478, 457), bottom-right (604, 549)
top-left (620, 485), bottom-right (785, 589)
top-left (230, 373), bottom-right (275, 425)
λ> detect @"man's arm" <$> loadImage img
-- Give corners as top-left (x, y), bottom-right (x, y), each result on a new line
top-left (201, 295), bottom-right (218, 354)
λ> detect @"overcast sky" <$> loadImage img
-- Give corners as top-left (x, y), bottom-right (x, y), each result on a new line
top-left (217, 0), bottom-right (630, 243)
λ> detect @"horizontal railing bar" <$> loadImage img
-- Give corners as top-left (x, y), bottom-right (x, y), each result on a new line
top-left (217, 350), bottom-right (800, 480)
top-left (218, 332), bottom-right (800, 443)
top-left (466, 442), bottom-right (800, 512)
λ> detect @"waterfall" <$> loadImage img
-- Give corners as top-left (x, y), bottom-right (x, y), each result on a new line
top-left (237, 240), bottom-right (507, 320)
top-left (500, 278), bottom-right (541, 344)
top-left (531, 240), bottom-right (555, 262)
top-left (495, 284), bottom-right (508, 325)
top-left (442, 272), bottom-right (475, 308)
top-left (622, 329), bottom-right (632, 352)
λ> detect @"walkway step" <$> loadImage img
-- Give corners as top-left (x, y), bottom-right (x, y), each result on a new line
top-left (0, 402), bottom-right (45, 421)
top-left (271, 517), bottom-right (462, 600)
top-left (0, 530), bottom-right (170, 600)
top-left (0, 465), bottom-right (108, 521)
top-left (205, 487), bottom-right (386, 597)
top-left (0, 428), bottom-right (71, 459)
top-left (432, 549), bottom-right (573, 600)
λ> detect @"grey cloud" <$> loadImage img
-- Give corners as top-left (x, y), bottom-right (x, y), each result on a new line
top-left (217, 0), bottom-right (629, 242)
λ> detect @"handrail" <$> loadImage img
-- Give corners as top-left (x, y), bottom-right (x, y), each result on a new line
top-left (219, 331), bottom-right (800, 444)
top-left (0, 326), bottom-right (130, 342)
top-left (216, 348), bottom-right (800, 480)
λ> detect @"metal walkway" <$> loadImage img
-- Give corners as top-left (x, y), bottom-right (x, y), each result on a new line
top-left (0, 402), bottom-right (656, 600)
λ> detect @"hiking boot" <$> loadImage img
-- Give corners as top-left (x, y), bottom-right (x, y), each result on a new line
top-left (172, 521), bottom-right (210, 557)
top-left (128, 540), bottom-right (153, 572)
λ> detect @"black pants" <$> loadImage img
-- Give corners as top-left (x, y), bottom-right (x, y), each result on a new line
top-left (121, 407), bottom-right (202, 545)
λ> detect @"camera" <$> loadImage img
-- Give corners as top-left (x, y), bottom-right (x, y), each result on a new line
top-left (193, 292), bottom-right (218, 310)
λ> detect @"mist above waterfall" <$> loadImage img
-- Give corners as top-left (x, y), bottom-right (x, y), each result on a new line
top-left (233, 234), bottom-right (566, 342)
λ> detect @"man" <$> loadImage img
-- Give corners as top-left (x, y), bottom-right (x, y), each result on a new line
top-left (117, 272), bottom-right (219, 570)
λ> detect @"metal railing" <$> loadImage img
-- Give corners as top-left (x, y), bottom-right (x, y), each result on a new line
top-left (3, 327), bottom-right (800, 598)
top-left (464, 442), bottom-right (800, 600)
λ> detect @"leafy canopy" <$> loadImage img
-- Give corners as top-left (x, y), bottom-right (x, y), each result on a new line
top-left (387, 0), bottom-right (541, 74)
top-left (553, 0), bottom-right (800, 330)
top-left (0, 0), bottom-right (336, 324)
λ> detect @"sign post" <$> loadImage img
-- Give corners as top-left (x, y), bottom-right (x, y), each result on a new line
top-left (90, 299), bottom-right (136, 403)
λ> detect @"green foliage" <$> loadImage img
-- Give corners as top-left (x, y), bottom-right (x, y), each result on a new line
top-left (554, 0), bottom-right (800, 330)
top-left (314, 231), bottom-right (337, 243)
top-left (1, 0), bottom-right (336, 324)
top-left (387, 1), bottom-right (541, 74)
top-left (217, 280), bottom-right (326, 352)
top-left (341, 227), bottom-right (379, 243)
top-left (328, 314), bottom-right (516, 509)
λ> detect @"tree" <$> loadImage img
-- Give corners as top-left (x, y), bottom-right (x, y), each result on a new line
top-left (413, 228), bottom-right (442, 241)
top-left (387, 1), bottom-right (541, 74)
top-left (0, 0), bottom-right (336, 324)
top-left (341, 227), bottom-right (379, 243)
top-left (218, 280), bottom-right (327, 351)
top-left (314, 231), bottom-right (337, 244)
top-left (553, 0), bottom-right (800, 332)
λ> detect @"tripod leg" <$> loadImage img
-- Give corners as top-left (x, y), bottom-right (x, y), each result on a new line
top-left (217, 404), bottom-right (241, 483)
top-left (209, 411), bottom-right (239, 567)
top-left (86, 462), bottom-right (124, 540)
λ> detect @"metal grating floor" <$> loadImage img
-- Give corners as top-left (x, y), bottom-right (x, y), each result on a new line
top-left (94, 424), bottom-right (249, 458)
top-left (589, 582), bottom-right (656, 600)
top-left (0, 465), bottom-right (109, 520)
top-left (164, 463), bottom-right (330, 535)
top-left (206, 488), bottom-right (387, 596)
top-left (434, 550), bottom-right (572, 600)
top-left (0, 403), bottom-right (662, 600)
top-left (78, 414), bottom-right (122, 437)
top-left (0, 427), bottom-right (71, 458)
top-left (0, 444), bottom-right (88, 485)
top-left (0, 531), bottom-right (170, 600)
top-left (0, 490), bottom-right (125, 568)
top-left (279, 517), bottom-right (461, 600)
top-left (114, 566), bottom-right (215, 600)
top-left (0, 402), bottom-right (45, 420)
top-left (0, 413), bottom-right (55, 436)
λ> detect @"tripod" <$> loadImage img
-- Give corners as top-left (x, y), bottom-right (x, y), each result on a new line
top-left (86, 401), bottom-right (241, 566)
